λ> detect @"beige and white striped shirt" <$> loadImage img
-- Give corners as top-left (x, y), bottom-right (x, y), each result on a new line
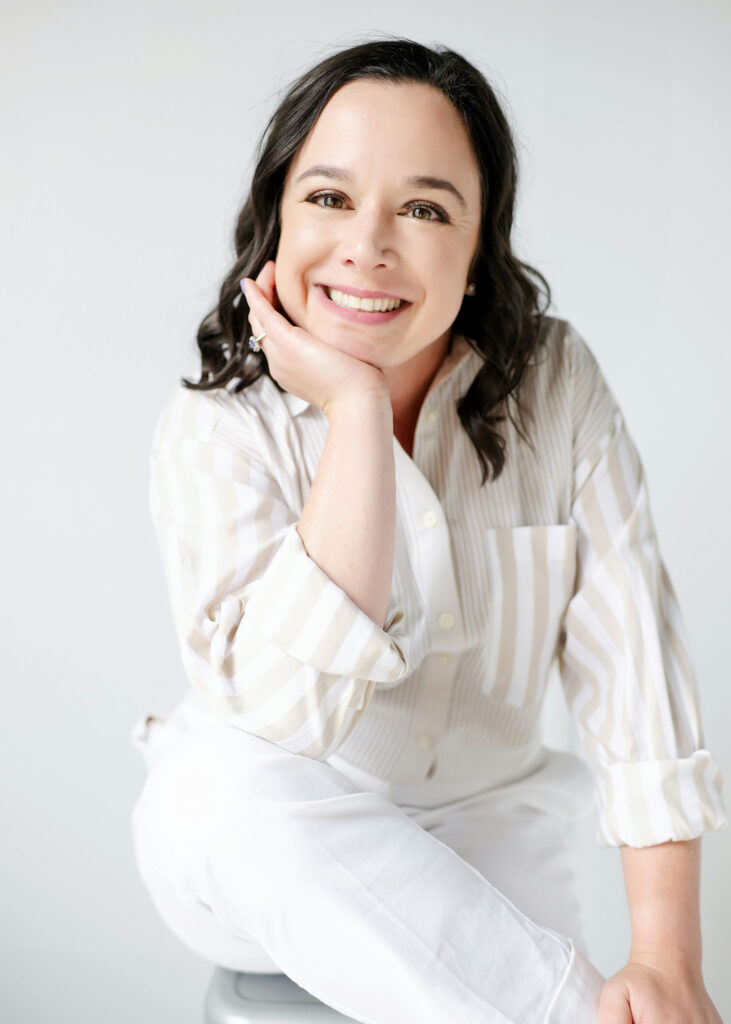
top-left (142, 316), bottom-right (726, 848)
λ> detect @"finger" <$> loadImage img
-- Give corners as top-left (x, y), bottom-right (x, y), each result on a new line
top-left (240, 276), bottom-right (265, 345)
top-left (249, 320), bottom-right (264, 349)
top-left (241, 276), bottom-right (296, 344)
top-left (245, 307), bottom-right (263, 346)
top-left (255, 259), bottom-right (276, 299)
top-left (255, 261), bottom-right (278, 318)
top-left (597, 985), bottom-right (633, 1024)
top-left (257, 260), bottom-right (285, 317)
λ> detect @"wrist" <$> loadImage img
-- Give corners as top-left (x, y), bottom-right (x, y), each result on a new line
top-left (627, 945), bottom-right (704, 986)
top-left (620, 838), bottom-right (703, 972)
top-left (628, 906), bottom-right (702, 965)
top-left (629, 943), bottom-right (702, 971)
top-left (628, 899), bottom-right (703, 973)
top-left (323, 390), bottom-right (393, 423)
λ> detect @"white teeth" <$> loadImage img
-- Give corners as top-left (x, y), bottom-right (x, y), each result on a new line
top-left (326, 287), bottom-right (402, 312)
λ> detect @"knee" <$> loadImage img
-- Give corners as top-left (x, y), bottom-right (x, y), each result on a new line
top-left (131, 722), bottom-right (365, 894)
top-left (132, 725), bottom-right (277, 890)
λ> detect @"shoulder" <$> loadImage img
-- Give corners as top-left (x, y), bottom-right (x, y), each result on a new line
top-left (496, 317), bottom-right (622, 471)
top-left (532, 315), bottom-right (596, 376)
top-left (520, 316), bottom-right (614, 407)
top-left (151, 373), bottom-right (296, 452)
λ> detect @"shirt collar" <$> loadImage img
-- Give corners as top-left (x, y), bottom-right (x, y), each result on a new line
top-left (280, 332), bottom-right (476, 419)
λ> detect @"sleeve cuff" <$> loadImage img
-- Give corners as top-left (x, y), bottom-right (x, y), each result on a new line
top-left (244, 523), bottom-right (411, 685)
top-left (595, 749), bottom-right (728, 847)
top-left (546, 941), bottom-right (605, 1022)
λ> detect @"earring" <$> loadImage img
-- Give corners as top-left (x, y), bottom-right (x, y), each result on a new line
top-left (465, 282), bottom-right (476, 296)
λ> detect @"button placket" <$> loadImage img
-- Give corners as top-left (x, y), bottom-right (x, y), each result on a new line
top-left (393, 441), bottom-right (465, 655)
top-left (409, 646), bottom-right (458, 774)
top-left (391, 438), bottom-right (464, 782)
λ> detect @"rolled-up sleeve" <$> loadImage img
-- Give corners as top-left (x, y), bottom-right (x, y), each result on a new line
top-left (149, 388), bottom-right (410, 760)
top-left (557, 329), bottom-right (727, 847)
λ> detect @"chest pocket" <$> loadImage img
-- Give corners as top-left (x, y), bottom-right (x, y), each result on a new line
top-left (482, 524), bottom-right (577, 708)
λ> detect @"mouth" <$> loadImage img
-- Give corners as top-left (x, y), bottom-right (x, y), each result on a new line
top-left (316, 284), bottom-right (412, 324)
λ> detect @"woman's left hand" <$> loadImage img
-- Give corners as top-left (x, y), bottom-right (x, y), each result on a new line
top-left (597, 957), bottom-right (722, 1023)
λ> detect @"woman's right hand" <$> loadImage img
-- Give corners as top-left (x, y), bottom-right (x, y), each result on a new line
top-left (242, 260), bottom-right (391, 418)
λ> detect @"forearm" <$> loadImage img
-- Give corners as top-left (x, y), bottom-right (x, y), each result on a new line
top-left (620, 837), bottom-right (703, 969)
top-left (297, 394), bottom-right (396, 629)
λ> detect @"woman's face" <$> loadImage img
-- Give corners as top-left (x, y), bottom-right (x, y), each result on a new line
top-left (274, 79), bottom-right (482, 372)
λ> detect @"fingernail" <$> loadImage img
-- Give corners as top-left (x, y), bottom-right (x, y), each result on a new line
top-left (240, 278), bottom-right (249, 296)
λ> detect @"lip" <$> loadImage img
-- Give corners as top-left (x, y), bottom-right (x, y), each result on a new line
top-left (319, 283), bottom-right (408, 301)
top-left (315, 284), bottom-right (411, 324)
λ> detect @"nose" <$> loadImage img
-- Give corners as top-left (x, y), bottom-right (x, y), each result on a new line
top-left (337, 202), bottom-right (396, 272)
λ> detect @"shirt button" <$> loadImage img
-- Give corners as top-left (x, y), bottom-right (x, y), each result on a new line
top-left (416, 733), bottom-right (433, 751)
top-left (438, 612), bottom-right (455, 630)
top-left (422, 510), bottom-right (438, 528)
top-left (437, 652), bottom-right (453, 663)
top-left (424, 409), bottom-right (438, 425)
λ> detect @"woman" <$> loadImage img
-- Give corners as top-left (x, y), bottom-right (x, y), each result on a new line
top-left (131, 38), bottom-right (726, 1023)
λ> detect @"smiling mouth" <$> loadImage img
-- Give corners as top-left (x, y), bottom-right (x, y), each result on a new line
top-left (323, 286), bottom-right (406, 313)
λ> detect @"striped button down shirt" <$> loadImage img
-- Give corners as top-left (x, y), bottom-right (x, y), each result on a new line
top-left (144, 317), bottom-right (726, 848)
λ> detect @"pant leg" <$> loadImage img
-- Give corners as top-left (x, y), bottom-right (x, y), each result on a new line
top-left (131, 720), bottom-right (604, 1024)
top-left (409, 801), bottom-right (590, 958)
top-left (133, 781), bottom-right (591, 972)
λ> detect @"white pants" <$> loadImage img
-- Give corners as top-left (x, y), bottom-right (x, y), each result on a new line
top-left (130, 705), bottom-right (605, 1023)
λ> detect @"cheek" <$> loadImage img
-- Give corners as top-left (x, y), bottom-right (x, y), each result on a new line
top-left (277, 220), bottom-right (328, 291)
top-left (273, 254), bottom-right (314, 330)
top-left (420, 248), bottom-right (472, 321)
top-left (419, 254), bottom-right (465, 308)
top-left (279, 207), bottom-right (328, 257)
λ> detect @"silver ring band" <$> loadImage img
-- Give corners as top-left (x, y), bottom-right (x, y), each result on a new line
top-left (248, 332), bottom-right (266, 352)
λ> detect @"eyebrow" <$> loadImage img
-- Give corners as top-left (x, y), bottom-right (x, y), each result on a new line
top-left (293, 164), bottom-right (468, 210)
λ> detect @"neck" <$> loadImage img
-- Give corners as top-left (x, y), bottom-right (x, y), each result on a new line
top-left (384, 329), bottom-right (451, 428)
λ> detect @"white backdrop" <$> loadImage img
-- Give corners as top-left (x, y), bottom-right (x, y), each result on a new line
top-left (2, 1), bottom-right (729, 1021)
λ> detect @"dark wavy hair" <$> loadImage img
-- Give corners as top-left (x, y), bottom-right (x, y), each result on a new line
top-left (183, 36), bottom-right (552, 484)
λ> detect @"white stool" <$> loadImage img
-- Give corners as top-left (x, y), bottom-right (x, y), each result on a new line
top-left (204, 969), bottom-right (360, 1022)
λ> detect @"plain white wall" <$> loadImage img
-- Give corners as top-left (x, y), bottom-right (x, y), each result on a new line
top-left (2, 1), bottom-right (729, 1020)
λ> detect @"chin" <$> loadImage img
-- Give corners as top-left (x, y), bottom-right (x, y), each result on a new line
top-left (325, 329), bottom-right (382, 362)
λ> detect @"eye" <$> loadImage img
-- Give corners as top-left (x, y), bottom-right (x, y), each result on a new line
top-left (403, 202), bottom-right (450, 223)
top-left (305, 191), bottom-right (450, 223)
top-left (305, 191), bottom-right (347, 210)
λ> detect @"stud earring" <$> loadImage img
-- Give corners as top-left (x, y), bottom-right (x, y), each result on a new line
top-left (465, 282), bottom-right (476, 296)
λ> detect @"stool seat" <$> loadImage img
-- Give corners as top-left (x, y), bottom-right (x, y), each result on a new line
top-left (204, 968), bottom-right (360, 1023)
